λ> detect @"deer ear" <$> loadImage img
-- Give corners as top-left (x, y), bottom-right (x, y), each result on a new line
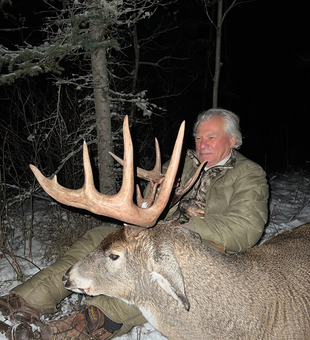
top-left (150, 249), bottom-right (190, 311)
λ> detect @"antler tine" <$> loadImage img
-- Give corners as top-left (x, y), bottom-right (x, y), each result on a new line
top-left (30, 116), bottom-right (185, 228)
top-left (154, 121), bottom-right (184, 208)
top-left (110, 136), bottom-right (164, 209)
top-left (118, 116), bottom-right (135, 202)
top-left (109, 137), bottom-right (163, 183)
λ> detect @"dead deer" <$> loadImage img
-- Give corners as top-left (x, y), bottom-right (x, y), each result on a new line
top-left (30, 116), bottom-right (310, 340)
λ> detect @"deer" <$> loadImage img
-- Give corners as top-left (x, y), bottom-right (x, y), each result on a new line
top-left (29, 116), bottom-right (310, 340)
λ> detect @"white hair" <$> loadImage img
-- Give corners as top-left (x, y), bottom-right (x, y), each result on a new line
top-left (193, 108), bottom-right (243, 149)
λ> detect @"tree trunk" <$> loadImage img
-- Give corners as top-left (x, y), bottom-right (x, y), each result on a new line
top-left (130, 23), bottom-right (140, 122)
top-left (90, 24), bottom-right (116, 195)
top-left (213, 0), bottom-right (223, 108)
top-left (202, 5), bottom-right (216, 108)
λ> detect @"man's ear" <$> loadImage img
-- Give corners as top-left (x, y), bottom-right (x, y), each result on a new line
top-left (230, 136), bottom-right (237, 148)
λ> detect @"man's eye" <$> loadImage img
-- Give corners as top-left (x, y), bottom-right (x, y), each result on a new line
top-left (109, 254), bottom-right (119, 261)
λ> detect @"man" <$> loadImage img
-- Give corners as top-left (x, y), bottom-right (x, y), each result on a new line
top-left (0, 108), bottom-right (269, 339)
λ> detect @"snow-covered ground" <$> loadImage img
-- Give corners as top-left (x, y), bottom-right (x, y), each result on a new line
top-left (1, 170), bottom-right (310, 340)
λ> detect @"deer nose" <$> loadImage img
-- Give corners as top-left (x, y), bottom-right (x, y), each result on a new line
top-left (62, 267), bottom-right (72, 287)
top-left (62, 274), bottom-right (69, 287)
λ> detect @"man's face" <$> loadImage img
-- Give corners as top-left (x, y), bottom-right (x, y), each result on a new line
top-left (195, 116), bottom-right (236, 166)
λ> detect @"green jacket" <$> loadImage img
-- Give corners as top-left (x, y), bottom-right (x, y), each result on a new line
top-left (163, 150), bottom-right (269, 254)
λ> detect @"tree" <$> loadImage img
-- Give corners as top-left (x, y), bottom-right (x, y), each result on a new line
top-left (0, 0), bottom-right (169, 194)
top-left (198, 0), bottom-right (254, 107)
top-left (89, 1), bottom-right (115, 194)
top-left (0, 0), bottom-right (182, 261)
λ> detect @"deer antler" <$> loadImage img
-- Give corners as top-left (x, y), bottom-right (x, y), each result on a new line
top-left (29, 116), bottom-right (184, 228)
top-left (109, 137), bottom-right (165, 208)
top-left (110, 143), bottom-right (207, 209)
top-left (109, 137), bottom-right (163, 183)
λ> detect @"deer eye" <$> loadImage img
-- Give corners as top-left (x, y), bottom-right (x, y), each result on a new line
top-left (109, 254), bottom-right (119, 261)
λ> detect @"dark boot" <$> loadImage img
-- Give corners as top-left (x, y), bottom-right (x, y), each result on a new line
top-left (0, 320), bottom-right (10, 335)
top-left (6, 322), bottom-right (43, 340)
top-left (41, 305), bottom-right (121, 340)
top-left (0, 294), bottom-right (41, 322)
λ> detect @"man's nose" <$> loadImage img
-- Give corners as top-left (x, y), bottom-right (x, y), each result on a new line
top-left (200, 139), bottom-right (209, 148)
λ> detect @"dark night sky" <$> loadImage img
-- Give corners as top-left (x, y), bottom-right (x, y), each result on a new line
top-left (1, 0), bottom-right (310, 173)
top-left (179, 0), bottom-right (310, 172)
top-left (226, 1), bottom-right (310, 171)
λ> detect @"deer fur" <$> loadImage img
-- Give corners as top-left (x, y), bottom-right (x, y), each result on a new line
top-left (63, 221), bottom-right (310, 340)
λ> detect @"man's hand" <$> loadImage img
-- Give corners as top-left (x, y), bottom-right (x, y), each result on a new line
top-left (184, 207), bottom-right (204, 219)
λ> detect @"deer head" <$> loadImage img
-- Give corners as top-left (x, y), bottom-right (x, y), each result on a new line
top-left (29, 116), bottom-right (206, 312)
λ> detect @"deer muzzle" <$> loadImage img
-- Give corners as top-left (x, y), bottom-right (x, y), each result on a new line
top-left (62, 266), bottom-right (93, 295)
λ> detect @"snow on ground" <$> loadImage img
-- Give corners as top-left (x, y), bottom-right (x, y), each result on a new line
top-left (1, 170), bottom-right (310, 340)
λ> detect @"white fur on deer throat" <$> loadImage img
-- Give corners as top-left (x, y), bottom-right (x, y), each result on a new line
top-left (139, 306), bottom-right (159, 329)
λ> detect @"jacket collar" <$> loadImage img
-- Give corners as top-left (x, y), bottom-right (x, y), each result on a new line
top-left (187, 149), bottom-right (236, 170)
